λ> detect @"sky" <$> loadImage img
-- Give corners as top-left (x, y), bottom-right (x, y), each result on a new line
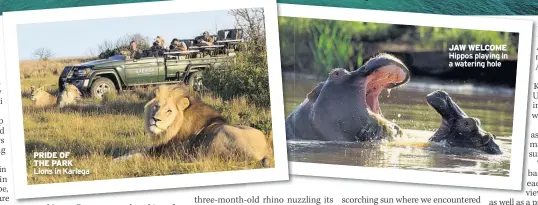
top-left (17, 9), bottom-right (237, 60)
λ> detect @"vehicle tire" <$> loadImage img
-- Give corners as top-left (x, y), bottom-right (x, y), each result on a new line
top-left (90, 77), bottom-right (116, 99)
top-left (187, 71), bottom-right (206, 92)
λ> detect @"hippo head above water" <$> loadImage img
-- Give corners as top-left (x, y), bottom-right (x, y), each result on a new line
top-left (426, 90), bottom-right (502, 155)
top-left (286, 53), bottom-right (411, 141)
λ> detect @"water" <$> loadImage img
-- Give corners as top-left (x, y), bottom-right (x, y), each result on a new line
top-left (3, 0), bottom-right (163, 13)
top-left (3, 0), bottom-right (538, 15)
top-left (283, 74), bottom-right (514, 176)
top-left (278, 0), bottom-right (538, 15)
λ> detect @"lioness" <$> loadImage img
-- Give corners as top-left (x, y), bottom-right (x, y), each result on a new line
top-left (57, 83), bottom-right (82, 108)
top-left (118, 84), bottom-right (272, 167)
top-left (30, 85), bottom-right (57, 107)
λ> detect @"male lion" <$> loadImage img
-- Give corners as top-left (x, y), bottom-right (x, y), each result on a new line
top-left (30, 85), bottom-right (57, 107)
top-left (117, 84), bottom-right (272, 167)
top-left (57, 83), bottom-right (82, 108)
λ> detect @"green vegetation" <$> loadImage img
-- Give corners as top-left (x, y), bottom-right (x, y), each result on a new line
top-left (202, 50), bottom-right (270, 108)
top-left (202, 11), bottom-right (270, 108)
top-left (278, 16), bottom-right (519, 76)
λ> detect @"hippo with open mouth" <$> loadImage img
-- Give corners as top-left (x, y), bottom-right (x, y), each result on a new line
top-left (285, 53), bottom-right (410, 141)
top-left (426, 90), bottom-right (502, 154)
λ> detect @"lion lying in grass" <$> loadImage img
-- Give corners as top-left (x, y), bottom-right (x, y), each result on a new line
top-left (116, 84), bottom-right (272, 167)
top-left (30, 85), bottom-right (57, 107)
top-left (30, 83), bottom-right (82, 107)
top-left (57, 84), bottom-right (82, 108)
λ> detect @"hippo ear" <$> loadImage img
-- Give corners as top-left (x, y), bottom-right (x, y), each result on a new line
top-left (177, 97), bottom-right (190, 110)
top-left (306, 89), bottom-right (318, 101)
top-left (306, 83), bottom-right (323, 101)
top-left (309, 82), bottom-right (325, 101)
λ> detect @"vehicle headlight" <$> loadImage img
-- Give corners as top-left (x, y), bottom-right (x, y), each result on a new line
top-left (75, 68), bottom-right (93, 76)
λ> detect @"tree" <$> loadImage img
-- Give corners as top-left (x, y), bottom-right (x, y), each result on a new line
top-left (202, 8), bottom-right (270, 107)
top-left (229, 8), bottom-right (266, 53)
top-left (33, 47), bottom-right (54, 60)
top-left (89, 33), bottom-right (151, 59)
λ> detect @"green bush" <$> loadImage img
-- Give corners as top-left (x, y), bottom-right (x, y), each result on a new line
top-left (278, 16), bottom-right (520, 76)
top-left (202, 51), bottom-right (270, 108)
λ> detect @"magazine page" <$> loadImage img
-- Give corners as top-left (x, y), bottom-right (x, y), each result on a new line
top-left (0, 0), bottom-right (537, 204)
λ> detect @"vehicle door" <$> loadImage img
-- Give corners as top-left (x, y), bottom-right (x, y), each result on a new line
top-left (156, 55), bottom-right (166, 82)
top-left (164, 54), bottom-right (190, 80)
top-left (124, 56), bottom-right (159, 85)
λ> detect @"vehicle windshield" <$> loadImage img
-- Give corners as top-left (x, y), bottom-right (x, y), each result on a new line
top-left (60, 66), bottom-right (73, 77)
top-left (109, 55), bottom-right (126, 60)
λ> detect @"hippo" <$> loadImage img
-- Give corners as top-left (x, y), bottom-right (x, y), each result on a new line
top-left (426, 90), bottom-right (502, 154)
top-left (285, 53), bottom-right (410, 141)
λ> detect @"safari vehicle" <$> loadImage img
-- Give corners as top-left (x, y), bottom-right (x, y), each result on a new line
top-left (58, 29), bottom-right (244, 98)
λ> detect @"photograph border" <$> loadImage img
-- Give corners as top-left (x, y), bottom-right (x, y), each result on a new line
top-left (3, 0), bottom-right (288, 199)
top-left (279, 3), bottom-right (532, 190)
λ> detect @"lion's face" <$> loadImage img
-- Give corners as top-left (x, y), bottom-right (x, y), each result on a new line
top-left (30, 86), bottom-right (49, 101)
top-left (65, 84), bottom-right (82, 100)
top-left (144, 85), bottom-right (191, 138)
top-left (58, 84), bottom-right (82, 103)
top-left (146, 98), bottom-right (180, 135)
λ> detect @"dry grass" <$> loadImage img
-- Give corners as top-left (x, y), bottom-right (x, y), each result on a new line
top-left (20, 58), bottom-right (275, 185)
top-left (20, 57), bottom-right (96, 79)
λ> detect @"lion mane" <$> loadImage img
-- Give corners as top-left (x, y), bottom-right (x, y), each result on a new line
top-left (141, 84), bottom-right (271, 167)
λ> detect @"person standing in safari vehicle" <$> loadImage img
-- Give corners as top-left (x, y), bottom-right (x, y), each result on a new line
top-left (149, 36), bottom-right (167, 57)
top-left (200, 31), bottom-right (214, 46)
top-left (128, 40), bottom-right (143, 59)
top-left (153, 36), bottom-right (166, 49)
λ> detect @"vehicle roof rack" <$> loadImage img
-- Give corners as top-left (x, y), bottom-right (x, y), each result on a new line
top-left (189, 45), bottom-right (225, 49)
top-left (163, 50), bottom-right (201, 55)
top-left (215, 39), bottom-right (244, 43)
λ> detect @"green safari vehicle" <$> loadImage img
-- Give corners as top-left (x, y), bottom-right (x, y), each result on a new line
top-left (58, 29), bottom-right (244, 98)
